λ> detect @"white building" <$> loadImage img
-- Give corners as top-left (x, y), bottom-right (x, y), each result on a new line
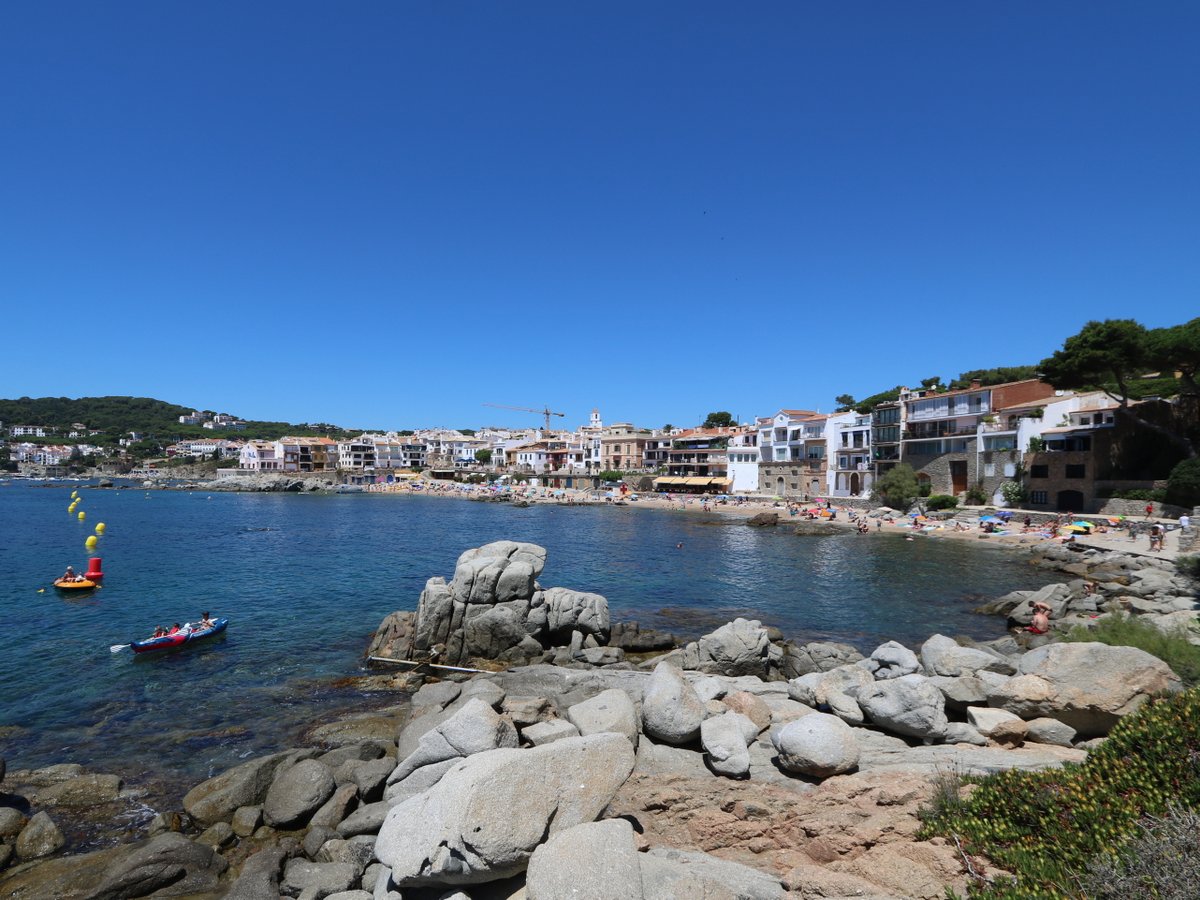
top-left (179, 411), bottom-right (204, 425)
top-left (239, 440), bottom-right (283, 471)
top-left (726, 430), bottom-right (760, 493)
top-left (828, 412), bottom-right (873, 498)
top-left (9, 425), bottom-right (49, 437)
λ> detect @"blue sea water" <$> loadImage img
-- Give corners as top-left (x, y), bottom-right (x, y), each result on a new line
top-left (0, 481), bottom-right (1059, 788)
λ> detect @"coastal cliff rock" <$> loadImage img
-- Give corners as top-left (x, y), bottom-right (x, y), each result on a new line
top-left (368, 542), bottom-right (614, 667)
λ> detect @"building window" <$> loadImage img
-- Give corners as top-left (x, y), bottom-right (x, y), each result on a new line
top-left (984, 463), bottom-right (995, 476)
top-left (1030, 465), bottom-right (1049, 478)
top-left (1003, 463), bottom-right (1016, 477)
top-left (1030, 490), bottom-right (1048, 504)
top-left (1065, 464), bottom-right (1086, 479)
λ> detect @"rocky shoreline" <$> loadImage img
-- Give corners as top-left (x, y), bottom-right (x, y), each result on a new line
top-left (2, 540), bottom-right (1195, 899)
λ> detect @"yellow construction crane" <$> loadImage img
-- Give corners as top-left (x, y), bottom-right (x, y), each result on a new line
top-left (482, 403), bottom-right (566, 431)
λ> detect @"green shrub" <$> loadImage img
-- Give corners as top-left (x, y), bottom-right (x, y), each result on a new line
top-left (926, 494), bottom-right (959, 510)
top-left (965, 485), bottom-right (989, 505)
top-left (873, 464), bottom-right (919, 510)
top-left (1177, 555), bottom-right (1200, 580)
top-left (919, 688), bottom-right (1200, 898)
top-left (1166, 458), bottom-right (1200, 509)
top-left (918, 481), bottom-right (933, 497)
top-left (1063, 613), bottom-right (1200, 687)
top-left (999, 481), bottom-right (1025, 506)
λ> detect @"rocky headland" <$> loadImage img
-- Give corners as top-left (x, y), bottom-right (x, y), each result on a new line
top-left (2, 539), bottom-right (1195, 899)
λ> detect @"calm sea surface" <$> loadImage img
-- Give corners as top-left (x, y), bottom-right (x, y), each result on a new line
top-left (0, 480), bottom-right (1059, 787)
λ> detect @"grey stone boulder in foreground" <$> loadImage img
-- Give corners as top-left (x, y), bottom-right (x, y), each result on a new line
top-left (989, 641), bottom-right (1182, 737)
top-left (183, 748), bottom-right (319, 827)
top-left (567, 688), bottom-right (640, 749)
top-left (262, 758), bottom-right (336, 828)
top-left (641, 661), bottom-right (704, 744)
top-left (864, 640), bottom-right (921, 680)
top-left (375, 733), bottom-right (636, 887)
top-left (858, 673), bottom-right (949, 742)
top-left (921, 633), bottom-right (1015, 677)
top-left (640, 847), bottom-right (788, 900)
top-left (771, 712), bottom-right (860, 777)
top-left (388, 697), bottom-right (518, 784)
top-left (700, 711), bottom-right (758, 778)
top-left (525, 818), bottom-right (644, 900)
top-left (681, 617), bottom-right (772, 678)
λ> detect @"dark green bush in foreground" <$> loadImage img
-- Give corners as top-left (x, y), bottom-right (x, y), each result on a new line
top-left (919, 688), bottom-right (1200, 898)
top-left (1063, 614), bottom-right (1200, 688)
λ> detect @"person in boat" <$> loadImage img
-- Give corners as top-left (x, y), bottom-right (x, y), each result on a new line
top-left (61, 565), bottom-right (83, 582)
top-left (153, 626), bottom-right (167, 638)
top-left (198, 612), bottom-right (215, 630)
top-left (168, 623), bottom-right (181, 635)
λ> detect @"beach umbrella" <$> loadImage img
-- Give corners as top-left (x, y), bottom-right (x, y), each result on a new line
top-left (1107, 517), bottom-right (1122, 525)
top-left (1071, 521), bottom-right (1094, 529)
top-left (980, 515), bottom-right (1001, 523)
top-left (1063, 525), bottom-right (1090, 533)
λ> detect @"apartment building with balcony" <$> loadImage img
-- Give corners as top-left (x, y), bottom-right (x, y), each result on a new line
top-left (756, 409), bottom-right (829, 498)
top-left (901, 379), bottom-right (1058, 497)
top-left (278, 436), bottom-right (339, 473)
top-left (600, 424), bottom-right (650, 473)
top-left (829, 412), bottom-right (873, 497)
top-left (338, 436), bottom-right (377, 470)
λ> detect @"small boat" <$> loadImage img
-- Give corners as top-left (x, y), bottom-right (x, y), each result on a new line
top-left (130, 618), bottom-right (229, 654)
top-left (54, 578), bottom-right (98, 593)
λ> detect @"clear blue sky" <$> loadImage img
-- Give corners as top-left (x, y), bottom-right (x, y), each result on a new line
top-left (2, 3), bottom-right (1197, 432)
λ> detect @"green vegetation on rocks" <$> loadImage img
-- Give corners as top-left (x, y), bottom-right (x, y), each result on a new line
top-left (920, 687), bottom-right (1200, 899)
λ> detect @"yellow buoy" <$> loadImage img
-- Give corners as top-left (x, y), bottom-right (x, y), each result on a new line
top-left (70, 490), bottom-right (78, 499)
top-left (77, 511), bottom-right (86, 521)
top-left (95, 523), bottom-right (106, 534)
top-left (85, 535), bottom-right (98, 550)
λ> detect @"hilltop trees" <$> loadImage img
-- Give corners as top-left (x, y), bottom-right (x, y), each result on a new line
top-left (1040, 318), bottom-right (1197, 457)
top-left (703, 411), bottom-right (734, 428)
top-left (834, 394), bottom-right (856, 412)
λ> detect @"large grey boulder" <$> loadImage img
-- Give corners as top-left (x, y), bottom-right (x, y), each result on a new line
top-left (375, 734), bottom-right (635, 887)
top-left (388, 698), bottom-right (518, 784)
top-left (87, 832), bottom-right (228, 899)
top-left (857, 674), bottom-right (948, 741)
top-left (263, 758), bottom-right (336, 828)
top-left (771, 713), bottom-right (860, 777)
top-left (700, 711), bottom-right (758, 778)
top-left (282, 858), bottom-right (359, 897)
top-left (863, 640), bottom-right (920, 680)
top-left (778, 641), bottom-right (864, 678)
top-left (224, 846), bottom-right (286, 900)
top-left (521, 719), bottom-right (580, 746)
top-left (639, 847), bottom-right (787, 900)
top-left (566, 688), bottom-right (640, 749)
top-left (788, 664), bottom-right (872, 707)
top-left (541, 587), bottom-right (611, 643)
top-left (988, 641), bottom-right (1182, 737)
top-left (642, 661), bottom-right (704, 745)
top-left (183, 748), bottom-right (318, 826)
top-left (15, 810), bottom-right (64, 860)
top-left (921, 634), bottom-right (1015, 677)
top-left (525, 818), bottom-right (643, 900)
top-left (681, 618), bottom-right (772, 678)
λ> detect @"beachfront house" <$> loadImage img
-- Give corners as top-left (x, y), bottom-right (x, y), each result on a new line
top-left (901, 378), bottom-right (1058, 500)
top-left (756, 409), bottom-right (826, 499)
top-left (655, 426), bottom-right (738, 493)
top-left (726, 428), bottom-right (760, 493)
top-left (239, 440), bottom-right (282, 471)
top-left (829, 411), bottom-right (874, 498)
top-left (277, 436), bottom-right (339, 473)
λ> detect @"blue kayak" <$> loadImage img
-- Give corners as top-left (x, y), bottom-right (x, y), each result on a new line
top-left (130, 618), bottom-right (229, 654)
